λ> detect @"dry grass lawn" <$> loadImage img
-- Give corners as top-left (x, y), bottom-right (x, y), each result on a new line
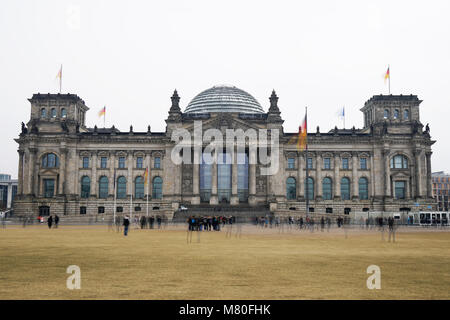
top-left (0, 224), bottom-right (449, 299)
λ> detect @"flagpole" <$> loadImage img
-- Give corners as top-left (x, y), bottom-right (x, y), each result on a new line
top-left (146, 168), bottom-right (149, 217)
top-left (113, 169), bottom-right (117, 226)
top-left (130, 193), bottom-right (133, 225)
top-left (343, 107), bottom-right (345, 129)
top-left (388, 64), bottom-right (391, 94)
top-left (59, 64), bottom-right (62, 93)
top-left (305, 107), bottom-right (309, 218)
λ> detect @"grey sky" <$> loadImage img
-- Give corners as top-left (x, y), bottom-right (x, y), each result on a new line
top-left (1, 0), bottom-right (449, 178)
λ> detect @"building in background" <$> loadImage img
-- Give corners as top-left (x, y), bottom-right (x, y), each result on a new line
top-left (432, 171), bottom-right (450, 211)
top-left (13, 86), bottom-right (435, 218)
top-left (0, 174), bottom-right (18, 210)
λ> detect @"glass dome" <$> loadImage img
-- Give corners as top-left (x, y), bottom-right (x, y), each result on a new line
top-left (184, 85), bottom-right (264, 114)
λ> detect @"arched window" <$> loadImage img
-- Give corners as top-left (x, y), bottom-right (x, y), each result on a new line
top-left (359, 177), bottom-right (369, 200)
top-left (51, 108), bottom-right (57, 118)
top-left (323, 177), bottom-right (333, 200)
top-left (81, 176), bottom-right (90, 198)
top-left (117, 176), bottom-right (127, 199)
top-left (341, 177), bottom-right (351, 200)
top-left (135, 176), bottom-right (144, 199)
top-left (152, 176), bottom-right (163, 199)
top-left (99, 176), bottom-right (108, 199)
top-left (286, 177), bottom-right (296, 200)
top-left (41, 108), bottom-right (47, 118)
top-left (394, 109), bottom-right (399, 119)
top-left (404, 109), bottom-right (409, 120)
top-left (306, 177), bottom-right (314, 200)
top-left (42, 153), bottom-right (59, 168)
top-left (390, 155), bottom-right (408, 169)
top-left (384, 109), bottom-right (390, 119)
top-left (61, 108), bottom-right (67, 118)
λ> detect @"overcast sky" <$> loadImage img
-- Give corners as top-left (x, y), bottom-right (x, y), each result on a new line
top-left (1, 0), bottom-right (449, 178)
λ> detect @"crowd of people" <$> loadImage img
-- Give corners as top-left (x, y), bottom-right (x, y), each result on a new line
top-left (187, 215), bottom-right (235, 231)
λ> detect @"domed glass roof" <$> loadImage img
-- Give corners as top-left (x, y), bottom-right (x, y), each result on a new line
top-left (184, 85), bottom-right (264, 114)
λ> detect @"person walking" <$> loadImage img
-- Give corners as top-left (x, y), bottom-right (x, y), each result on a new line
top-left (47, 215), bottom-right (53, 229)
top-left (54, 215), bottom-right (59, 228)
top-left (123, 215), bottom-right (130, 236)
top-left (388, 216), bottom-right (396, 242)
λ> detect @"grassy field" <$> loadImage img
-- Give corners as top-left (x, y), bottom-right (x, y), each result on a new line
top-left (0, 224), bottom-right (449, 299)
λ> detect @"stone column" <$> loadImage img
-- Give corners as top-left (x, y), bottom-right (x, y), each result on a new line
top-left (145, 152), bottom-right (151, 197)
top-left (315, 152), bottom-right (322, 200)
top-left (426, 152), bottom-right (432, 198)
top-left (231, 147), bottom-right (239, 205)
top-left (370, 153), bottom-right (375, 198)
top-left (248, 148), bottom-right (257, 206)
top-left (334, 153), bottom-right (340, 199)
top-left (210, 150), bottom-right (218, 205)
top-left (352, 152), bottom-right (358, 199)
top-left (91, 152), bottom-right (98, 197)
top-left (383, 150), bottom-right (391, 198)
top-left (65, 149), bottom-right (77, 195)
top-left (414, 150), bottom-right (422, 198)
top-left (127, 152), bottom-right (133, 197)
top-left (17, 150), bottom-right (24, 195)
top-left (192, 148), bottom-right (200, 204)
top-left (58, 148), bottom-right (67, 195)
top-left (109, 152), bottom-right (116, 197)
top-left (298, 152), bottom-right (304, 199)
top-left (29, 148), bottom-right (38, 196)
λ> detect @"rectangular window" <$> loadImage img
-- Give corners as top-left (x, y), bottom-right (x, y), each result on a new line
top-left (307, 157), bottom-right (313, 169)
top-left (288, 158), bottom-right (295, 169)
top-left (100, 157), bottom-right (107, 169)
top-left (82, 157), bottom-right (89, 168)
top-left (360, 158), bottom-right (367, 169)
top-left (136, 157), bottom-right (143, 169)
top-left (43, 179), bottom-right (55, 198)
top-left (323, 158), bottom-right (331, 169)
top-left (326, 207), bottom-right (333, 213)
top-left (395, 181), bottom-right (406, 199)
top-left (80, 206), bottom-right (87, 215)
top-left (118, 157), bottom-right (126, 169)
top-left (116, 206), bottom-right (123, 213)
top-left (98, 206), bottom-right (105, 214)
top-left (342, 158), bottom-right (349, 169)
top-left (154, 157), bottom-right (161, 169)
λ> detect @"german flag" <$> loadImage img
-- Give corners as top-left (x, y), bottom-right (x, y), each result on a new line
top-left (288, 114), bottom-right (307, 151)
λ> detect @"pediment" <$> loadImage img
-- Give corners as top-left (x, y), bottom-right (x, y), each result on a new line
top-left (183, 113), bottom-right (264, 133)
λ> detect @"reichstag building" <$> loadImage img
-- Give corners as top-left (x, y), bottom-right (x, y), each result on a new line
top-left (13, 85), bottom-right (435, 218)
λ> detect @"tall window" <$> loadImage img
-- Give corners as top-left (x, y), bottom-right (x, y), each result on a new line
top-left (395, 181), bottom-right (406, 199)
top-left (152, 176), bottom-right (163, 199)
top-left (41, 108), bottom-right (47, 118)
top-left (81, 176), bottom-right (90, 198)
top-left (43, 179), bottom-right (55, 198)
top-left (237, 152), bottom-right (249, 203)
top-left (118, 157), bottom-right (126, 169)
top-left (135, 176), bottom-right (144, 198)
top-left (307, 158), bottom-right (313, 169)
top-left (360, 158), bottom-right (367, 169)
top-left (82, 157), bottom-right (89, 168)
top-left (342, 158), bottom-right (349, 169)
top-left (99, 176), bottom-right (108, 199)
top-left (306, 177), bottom-right (314, 200)
top-left (136, 157), bottom-right (143, 169)
top-left (341, 177), bottom-right (351, 200)
top-left (42, 153), bottom-right (59, 168)
top-left (404, 109), bottom-right (409, 120)
top-left (384, 109), bottom-right (390, 119)
top-left (394, 109), bottom-right (399, 119)
top-left (200, 153), bottom-right (212, 202)
top-left (100, 157), bottom-right (107, 168)
top-left (217, 152), bottom-right (231, 203)
top-left (286, 177), bottom-right (296, 200)
top-left (117, 176), bottom-right (127, 199)
top-left (390, 155), bottom-right (408, 169)
top-left (359, 177), bottom-right (369, 200)
top-left (51, 108), bottom-right (57, 118)
top-left (61, 108), bottom-right (67, 118)
top-left (288, 158), bottom-right (295, 169)
top-left (323, 158), bottom-right (331, 169)
top-left (323, 177), bottom-right (332, 200)
top-left (154, 157), bottom-right (161, 169)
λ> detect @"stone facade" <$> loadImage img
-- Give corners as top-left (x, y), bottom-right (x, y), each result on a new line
top-left (13, 90), bottom-right (436, 219)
